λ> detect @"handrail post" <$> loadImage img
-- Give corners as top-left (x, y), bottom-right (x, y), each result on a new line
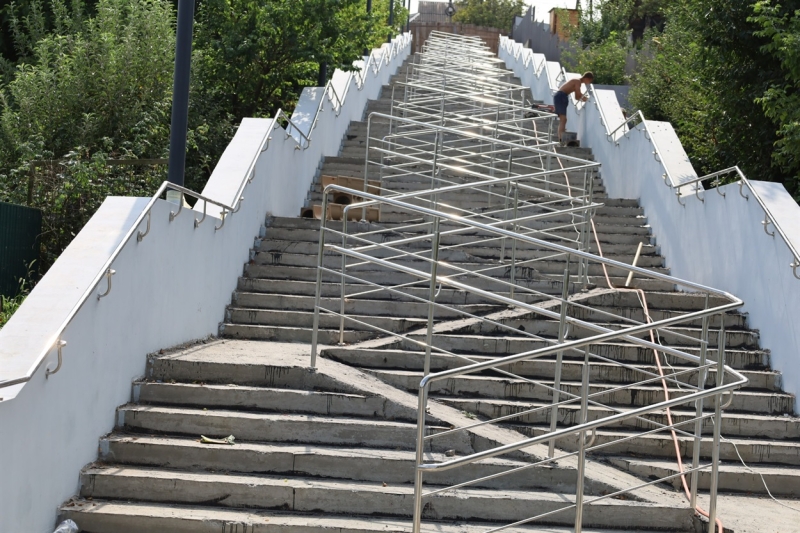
top-left (548, 265), bottom-right (571, 458)
top-left (310, 194), bottom-right (330, 369)
top-left (509, 185), bottom-right (519, 300)
top-left (707, 316), bottom-right (726, 533)
top-left (424, 217), bottom-right (441, 376)
top-left (690, 294), bottom-right (710, 511)
top-left (573, 344), bottom-right (590, 533)
top-left (412, 382), bottom-right (429, 533)
top-left (339, 214), bottom-right (348, 345)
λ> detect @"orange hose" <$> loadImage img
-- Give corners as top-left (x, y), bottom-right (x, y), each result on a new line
top-left (528, 118), bottom-right (722, 530)
top-left (588, 218), bottom-right (723, 533)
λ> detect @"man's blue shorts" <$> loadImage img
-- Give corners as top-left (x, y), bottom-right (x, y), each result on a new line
top-left (553, 91), bottom-right (569, 116)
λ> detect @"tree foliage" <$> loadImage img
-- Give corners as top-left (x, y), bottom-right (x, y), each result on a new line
top-left (452, 0), bottom-right (526, 30)
top-left (750, 0), bottom-right (800, 188)
top-left (561, 31), bottom-right (629, 84)
top-left (0, 0), bottom-right (406, 273)
top-left (629, 0), bottom-right (799, 197)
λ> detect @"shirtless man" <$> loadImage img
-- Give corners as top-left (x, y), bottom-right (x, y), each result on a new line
top-left (553, 72), bottom-right (594, 144)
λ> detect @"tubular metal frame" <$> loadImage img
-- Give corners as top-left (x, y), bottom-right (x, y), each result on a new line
top-left (311, 33), bottom-right (747, 533)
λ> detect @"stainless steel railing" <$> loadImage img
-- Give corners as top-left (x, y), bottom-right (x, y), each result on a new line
top-left (309, 32), bottom-right (748, 533)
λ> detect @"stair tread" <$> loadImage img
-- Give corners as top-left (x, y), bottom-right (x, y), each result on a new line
top-left (60, 500), bottom-right (680, 533)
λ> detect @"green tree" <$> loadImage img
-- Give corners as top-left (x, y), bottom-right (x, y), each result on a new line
top-left (452, 0), bottom-right (526, 30)
top-left (750, 0), bottom-right (800, 195)
top-left (186, 0), bottom-right (405, 188)
top-left (562, 31), bottom-right (629, 84)
top-left (0, 0), bottom-right (175, 267)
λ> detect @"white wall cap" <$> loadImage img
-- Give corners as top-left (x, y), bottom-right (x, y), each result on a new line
top-left (0, 197), bottom-right (149, 397)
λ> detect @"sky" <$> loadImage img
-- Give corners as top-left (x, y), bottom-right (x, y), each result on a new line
top-left (407, 0), bottom-right (578, 22)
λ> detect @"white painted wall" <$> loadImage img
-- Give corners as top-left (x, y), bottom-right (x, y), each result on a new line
top-left (0, 34), bottom-right (411, 533)
top-left (500, 36), bottom-right (800, 409)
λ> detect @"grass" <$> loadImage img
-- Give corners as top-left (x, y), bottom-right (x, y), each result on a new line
top-left (0, 274), bottom-right (32, 329)
top-left (0, 291), bottom-right (28, 328)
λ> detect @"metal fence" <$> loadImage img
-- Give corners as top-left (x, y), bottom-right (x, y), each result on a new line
top-left (0, 201), bottom-right (41, 297)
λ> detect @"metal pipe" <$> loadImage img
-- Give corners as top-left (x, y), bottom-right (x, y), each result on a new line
top-left (412, 383), bottom-right (429, 533)
top-left (167, 0), bottom-right (195, 188)
top-left (310, 194), bottom-right (330, 369)
top-left (707, 317), bottom-right (726, 532)
top-left (573, 345), bottom-right (591, 533)
top-left (548, 265), bottom-right (570, 458)
top-left (690, 294), bottom-right (710, 511)
top-left (424, 218), bottom-right (441, 375)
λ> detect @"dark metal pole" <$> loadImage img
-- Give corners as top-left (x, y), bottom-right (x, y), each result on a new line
top-left (388, 0), bottom-right (394, 43)
top-left (318, 63), bottom-right (328, 86)
top-left (167, 0), bottom-right (195, 189)
top-left (364, 0), bottom-right (372, 57)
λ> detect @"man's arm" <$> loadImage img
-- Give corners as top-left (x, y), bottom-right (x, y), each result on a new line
top-left (574, 82), bottom-right (585, 101)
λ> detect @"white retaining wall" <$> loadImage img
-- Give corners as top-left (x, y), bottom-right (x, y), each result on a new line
top-left (499, 36), bottom-right (800, 408)
top-left (0, 34), bottom-right (411, 533)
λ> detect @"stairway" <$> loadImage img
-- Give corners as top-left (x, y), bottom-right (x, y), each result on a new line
top-left (59, 42), bottom-right (799, 533)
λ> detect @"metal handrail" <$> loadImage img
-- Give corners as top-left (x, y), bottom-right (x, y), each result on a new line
top-left (318, 187), bottom-right (740, 300)
top-left (313, 35), bottom-right (747, 533)
top-left (585, 81), bottom-right (800, 277)
top-left (0, 33), bottom-right (413, 393)
top-left (0, 179), bottom-right (238, 391)
top-left (605, 109), bottom-right (644, 141)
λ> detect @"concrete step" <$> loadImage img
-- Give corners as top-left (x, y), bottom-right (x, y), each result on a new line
top-left (134, 381), bottom-right (415, 420)
top-left (265, 225), bottom-right (653, 247)
top-left (236, 279), bottom-right (549, 306)
top-left (608, 456), bottom-right (800, 497)
top-left (232, 293), bottom-right (496, 318)
top-left (365, 370), bottom-right (794, 415)
top-left (241, 264), bottom-right (677, 292)
top-left (444, 315), bottom-right (758, 349)
top-left (305, 195), bottom-right (644, 227)
top-left (251, 241), bottom-right (664, 268)
top-left (77, 466), bottom-right (692, 529)
top-left (243, 254), bottom-right (672, 280)
top-left (226, 307), bottom-right (428, 333)
top-left (116, 405), bottom-right (468, 452)
top-left (98, 435), bottom-right (578, 491)
top-left (438, 397), bottom-right (800, 440)
top-left (324, 348), bottom-right (781, 391)
top-left (508, 423), bottom-right (800, 466)
top-left (260, 230), bottom-right (656, 256)
top-left (220, 323), bottom-right (375, 344)
top-left (569, 305), bottom-right (746, 329)
top-left (266, 215), bottom-right (654, 239)
top-left (60, 500), bottom-right (692, 533)
top-left (397, 335), bottom-right (769, 370)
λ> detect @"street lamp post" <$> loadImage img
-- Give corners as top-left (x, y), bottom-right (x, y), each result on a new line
top-left (388, 0), bottom-right (394, 43)
top-left (364, 0), bottom-right (372, 57)
top-left (167, 0), bottom-right (195, 201)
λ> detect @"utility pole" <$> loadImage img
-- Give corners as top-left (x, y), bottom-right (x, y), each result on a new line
top-left (167, 0), bottom-right (195, 201)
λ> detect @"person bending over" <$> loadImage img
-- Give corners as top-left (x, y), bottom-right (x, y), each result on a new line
top-left (553, 72), bottom-right (594, 144)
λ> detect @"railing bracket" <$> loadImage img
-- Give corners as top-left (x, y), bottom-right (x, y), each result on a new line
top-left (97, 268), bottom-right (116, 300)
top-left (46, 339), bottom-right (67, 378)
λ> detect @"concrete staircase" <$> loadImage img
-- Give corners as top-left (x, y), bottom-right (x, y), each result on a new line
top-left (59, 54), bottom-right (799, 533)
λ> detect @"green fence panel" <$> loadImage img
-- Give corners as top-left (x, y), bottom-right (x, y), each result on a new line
top-left (0, 201), bottom-right (42, 297)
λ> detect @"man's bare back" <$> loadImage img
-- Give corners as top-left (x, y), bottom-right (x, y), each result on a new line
top-left (558, 78), bottom-right (587, 101)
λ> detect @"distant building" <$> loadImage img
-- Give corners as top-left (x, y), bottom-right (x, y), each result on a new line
top-left (549, 7), bottom-right (579, 41)
top-left (416, 1), bottom-right (455, 24)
